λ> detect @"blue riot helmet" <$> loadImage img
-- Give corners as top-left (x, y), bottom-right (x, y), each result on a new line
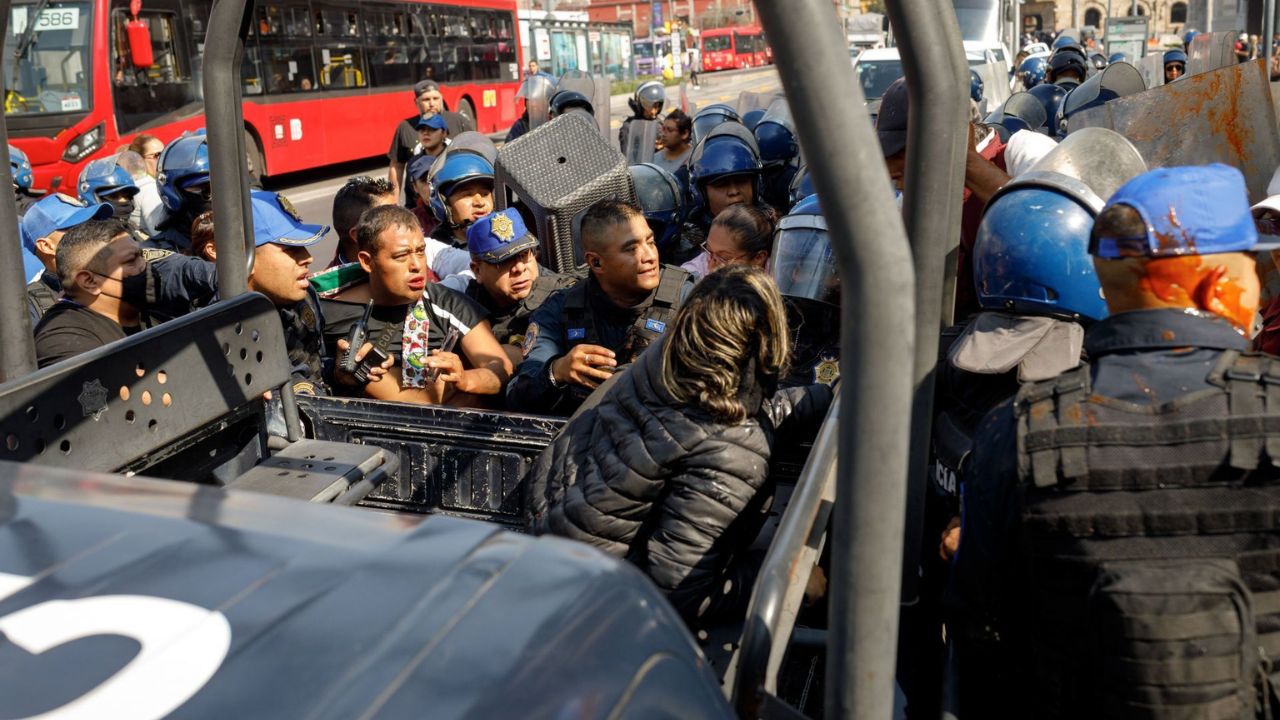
top-left (788, 165), bottom-right (814, 210)
top-left (78, 152), bottom-right (142, 219)
top-left (1057, 62), bottom-right (1145, 139)
top-left (970, 69), bottom-right (985, 104)
top-left (1108, 51), bottom-right (1129, 64)
top-left (1163, 49), bottom-right (1188, 81)
top-left (628, 163), bottom-right (685, 251)
top-left (742, 109), bottom-right (766, 131)
top-left (428, 148), bottom-right (495, 225)
top-left (754, 99), bottom-right (799, 167)
top-left (687, 122), bottom-right (764, 225)
top-left (9, 145), bottom-right (32, 193)
top-left (547, 90), bottom-right (594, 120)
top-left (1027, 83), bottom-right (1068, 136)
top-left (772, 194), bottom-right (839, 306)
top-left (1017, 56), bottom-right (1048, 88)
top-left (691, 104), bottom-right (743, 146)
top-left (974, 127), bottom-right (1147, 320)
top-left (1052, 35), bottom-right (1077, 50)
top-left (1183, 29), bottom-right (1199, 49)
top-left (157, 131), bottom-right (211, 215)
top-left (1047, 47), bottom-right (1090, 88)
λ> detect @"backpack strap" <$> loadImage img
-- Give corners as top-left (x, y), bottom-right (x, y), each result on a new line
top-left (1015, 364), bottom-right (1092, 488)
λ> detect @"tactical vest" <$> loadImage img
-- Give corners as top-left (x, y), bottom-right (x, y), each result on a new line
top-left (25, 277), bottom-right (57, 325)
top-left (279, 291), bottom-right (328, 396)
top-left (1010, 350), bottom-right (1280, 719)
top-left (561, 267), bottom-right (688, 403)
top-left (470, 274), bottom-right (561, 346)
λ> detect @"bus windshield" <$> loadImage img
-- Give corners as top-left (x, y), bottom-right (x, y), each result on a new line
top-left (703, 35), bottom-right (731, 52)
top-left (4, 0), bottom-right (93, 116)
top-left (855, 59), bottom-right (903, 101)
top-left (633, 42), bottom-right (654, 59)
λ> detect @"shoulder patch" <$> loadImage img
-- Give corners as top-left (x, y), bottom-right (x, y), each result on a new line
top-left (522, 322), bottom-right (539, 357)
top-left (644, 318), bottom-right (667, 333)
top-left (141, 247), bottom-right (174, 263)
top-left (567, 327), bottom-right (586, 340)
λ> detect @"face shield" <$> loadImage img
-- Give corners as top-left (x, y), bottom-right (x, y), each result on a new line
top-left (771, 214), bottom-right (839, 306)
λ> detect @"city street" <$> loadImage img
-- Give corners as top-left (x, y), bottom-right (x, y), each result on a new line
top-left (266, 65), bottom-right (783, 265)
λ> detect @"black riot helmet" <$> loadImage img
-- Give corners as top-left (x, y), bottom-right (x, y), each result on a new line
top-left (1027, 83), bottom-right (1068, 136)
top-left (548, 90), bottom-right (594, 119)
top-left (1047, 46), bottom-right (1090, 88)
top-left (628, 80), bottom-right (665, 119)
top-left (628, 162), bottom-right (685, 251)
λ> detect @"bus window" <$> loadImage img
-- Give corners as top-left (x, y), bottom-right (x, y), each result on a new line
top-left (110, 8), bottom-right (197, 133)
top-left (438, 8), bottom-right (469, 82)
top-left (468, 9), bottom-right (498, 82)
top-left (364, 5), bottom-right (410, 87)
top-left (703, 35), bottom-right (731, 52)
top-left (249, 3), bottom-right (319, 93)
top-left (5, 0), bottom-right (94, 117)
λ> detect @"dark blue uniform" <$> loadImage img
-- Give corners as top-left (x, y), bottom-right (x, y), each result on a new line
top-left (947, 308), bottom-right (1251, 716)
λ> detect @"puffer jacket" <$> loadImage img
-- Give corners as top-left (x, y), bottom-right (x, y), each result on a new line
top-left (525, 339), bottom-right (833, 621)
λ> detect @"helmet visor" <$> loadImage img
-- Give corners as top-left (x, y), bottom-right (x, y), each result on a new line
top-left (772, 224), bottom-right (839, 305)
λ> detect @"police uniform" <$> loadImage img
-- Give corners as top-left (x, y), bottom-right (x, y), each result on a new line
top-left (144, 220), bottom-right (194, 253)
top-left (25, 271), bottom-right (60, 328)
top-left (462, 208), bottom-right (579, 350)
top-left (507, 266), bottom-right (693, 416)
top-left (948, 165), bottom-right (1280, 719)
top-left (781, 297), bottom-right (841, 389)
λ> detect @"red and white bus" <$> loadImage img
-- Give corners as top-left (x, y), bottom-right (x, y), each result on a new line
top-left (4, 0), bottom-right (522, 193)
top-left (699, 25), bottom-right (770, 72)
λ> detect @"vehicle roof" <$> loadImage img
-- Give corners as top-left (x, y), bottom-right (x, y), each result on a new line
top-left (855, 47), bottom-right (901, 61)
top-left (0, 463), bottom-right (731, 719)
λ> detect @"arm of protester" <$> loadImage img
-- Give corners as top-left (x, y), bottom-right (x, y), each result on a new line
top-left (438, 319), bottom-right (512, 395)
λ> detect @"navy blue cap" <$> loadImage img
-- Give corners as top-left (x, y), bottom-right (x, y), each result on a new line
top-left (876, 77), bottom-right (909, 157)
top-left (250, 190), bottom-right (328, 247)
top-left (20, 193), bottom-right (113, 253)
top-left (417, 114), bottom-right (447, 131)
top-left (1091, 164), bottom-right (1259, 259)
top-left (466, 208), bottom-right (539, 264)
top-left (407, 154), bottom-right (435, 182)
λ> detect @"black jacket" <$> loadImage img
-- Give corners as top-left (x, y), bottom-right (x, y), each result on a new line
top-left (525, 340), bottom-right (832, 621)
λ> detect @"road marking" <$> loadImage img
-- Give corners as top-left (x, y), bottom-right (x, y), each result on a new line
top-left (282, 181), bottom-right (351, 204)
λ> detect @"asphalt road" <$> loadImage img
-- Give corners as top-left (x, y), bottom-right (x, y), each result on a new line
top-left (264, 66), bottom-right (783, 266)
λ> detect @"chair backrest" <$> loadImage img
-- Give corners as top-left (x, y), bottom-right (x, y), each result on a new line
top-left (0, 293), bottom-right (289, 472)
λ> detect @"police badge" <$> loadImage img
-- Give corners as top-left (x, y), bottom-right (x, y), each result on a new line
top-left (813, 355), bottom-right (840, 386)
top-left (276, 193), bottom-right (303, 222)
top-left (491, 212), bottom-right (515, 241)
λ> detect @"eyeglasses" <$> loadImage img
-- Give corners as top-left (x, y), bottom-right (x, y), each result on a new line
top-left (183, 183), bottom-right (212, 200)
top-left (701, 241), bottom-right (751, 266)
top-left (142, 152), bottom-right (161, 160)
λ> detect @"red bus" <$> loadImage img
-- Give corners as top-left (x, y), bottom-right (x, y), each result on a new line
top-left (699, 25), bottom-right (769, 72)
top-left (4, 0), bottom-right (521, 193)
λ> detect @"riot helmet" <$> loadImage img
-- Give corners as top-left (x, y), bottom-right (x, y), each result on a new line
top-left (1027, 83), bottom-right (1068, 136)
top-left (970, 69), bottom-right (985, 104)
top-left (974, 128), bottom-right (1147, 320)
top-left (78, 152), bottom-right (142, 219)
top-left (629, 80), bottom-right (666, 119)
top-left (157, 130), bottom-right (211, 216)
top-left (628, 162), bottom-right (685, 251)
top-left (1107, 51), bottom-right (1129, 64)
top-left (992, 92), bottom-right (1049, 134)
top-left (742, 109), bottom-right (766, 131)
top-left (1183, 29), bottom-right (1199, 49)
top-left (772, 194), bottom-right (839, 307)
top-left (1017, 56), bottom-right (1048, 88)
top-left (1164, 49), bottom-right (1187, 82)
top-left (428, 149), bottom-right (495, 226)
top-left (1057, 62), bottom-right (1145, 139)
top-left (1051, 35), bottom-right (1078, 50)
top-left (516, 73), bottom-right (557, 130)
top-left (9, 145), bottom-right (32, 193)
top-left (691, 104), bottom-right (743, 146)
top-left (548, 90), bottom-right (594, 120)
top-left (1090, 52), bottom-right (1108, 71)
top-left (1047, 47), bottom-right (1090, 88)
top-left (754, 99), bottom-right (799, 167)
top-left (788, 165), bottom-right (815, 210)
top-left (688, 123), bottom-right (764, 223)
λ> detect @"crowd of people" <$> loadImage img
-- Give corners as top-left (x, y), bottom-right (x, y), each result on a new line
top-left (16, 37), bottom-right (1280, 716)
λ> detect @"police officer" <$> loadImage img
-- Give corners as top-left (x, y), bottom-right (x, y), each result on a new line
top-left (948, 164), bottom-right (1279, 719)
top-left (690, 103), bottom-right (742, 146)
top-left (1027, 82), bottom-right (1068, 136)
top-left (507, 199), bottom-right (693, 416)
top-left (428, 144), bottom-right (495, 249)
top-left (678, 122), bottom-right (766, 265)
top-left (151, 132), bottom-right (212, 253)
top-left (462, 208), bottom-right (575, 364)
top-left (771, 194), bottom-right (840, 388)
top-left (1164, 48), bottom-right (1187, 82)
top-left (618, 80), bottom-right (665, 151)
top-left (628, 162), bottom-right (686, 261)
top-left (10, 144), bottom-right (35, 215)
top-left (20, 193), bottom-right (114, 326)
top-left (547, 90), bottom-right (594, 121)
top-left (77, 153), bottom-right (142, 224)
top-left (754, 100), bottom-right (801, 211)
top-left (1046, 45), bottom-right (1090, 88)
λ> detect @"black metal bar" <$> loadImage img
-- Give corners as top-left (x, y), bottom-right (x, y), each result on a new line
top-left (885, 0), bottom-right (971, 604)
top-left (204, 0), bottom-right (255, 299)
top-left (732, 397), bottom-right (838, 716)
top-left (755, 1), bottom-right (918, 717)
top-left (0, 0), bottom-right (38, 381)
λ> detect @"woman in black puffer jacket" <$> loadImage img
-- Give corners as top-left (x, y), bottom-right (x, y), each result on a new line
top-left (525, 265), bottom-right (833, 625)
